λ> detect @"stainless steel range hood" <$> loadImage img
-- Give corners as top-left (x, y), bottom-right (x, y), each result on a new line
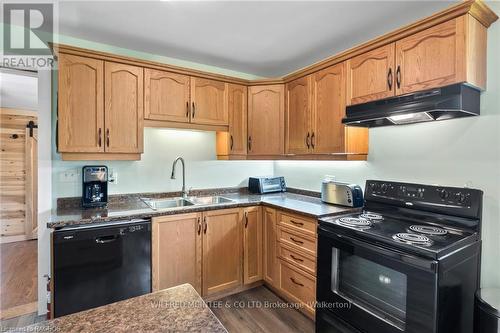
top-left (342, 84), bottom-right (480, 128)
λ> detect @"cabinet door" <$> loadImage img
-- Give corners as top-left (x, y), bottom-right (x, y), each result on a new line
top-left (395, 18), bottom-right (465, 95)
top-left (263, 207), bottom-right (278, 286)
top-left (202, 208), bottom-right (242, 296)
top-left (152, 213), bottom-right (202, 293)
top-left (312, 63), bottom-right (346, 154)
top-left (104, 62), bottom-right (144, 153)
top-left (346, 43), bottom-right (395, 105)
top-left (191, 77), bottom-right (228, 126)
top-left (247, 85), bottom-right (285, 156)
top-left (58, 54), bottom-right (104, 153)
top-left (144, 69), bottom-right (190, 123)
top-left (228, 84), bottom-right (247, 155)
top-left (285, 76), bottom-right (312, 155)
top-left (243, 207), bottom-right (262, 284)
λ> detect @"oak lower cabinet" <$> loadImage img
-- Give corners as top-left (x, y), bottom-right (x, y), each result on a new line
top-left (275, 210), bottom-right (318, 319)
top-left (263, 207), bottom-right (278, 286)
top-left (216, 84), bottom-right (247, 159)
top-left (152, 213), bottom-right (202, 293)
top-left (243, 206), bottom-right (263, 284)
top-left (57, 53), bottom-right (144, 160)
top-left (202, 209), bottom-right (243, 296)
top-left (247, 85), bottom-right (285, 156)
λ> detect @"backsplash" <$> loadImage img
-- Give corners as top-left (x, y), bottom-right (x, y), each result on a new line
top-left (51, 128), bottom-right (274, 208)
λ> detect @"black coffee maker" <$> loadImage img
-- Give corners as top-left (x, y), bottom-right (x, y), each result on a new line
top-left (82, 166), bottom-right (108, 208)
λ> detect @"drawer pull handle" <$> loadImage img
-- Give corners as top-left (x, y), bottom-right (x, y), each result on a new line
top-left (290, 220), bottom-right (304, 226)
top-left (290, 254), bottom-right (304, 262)
top-left (290, 237), bottom-right (304, 245)
top-left (290, 277), bottom-right (304, 287)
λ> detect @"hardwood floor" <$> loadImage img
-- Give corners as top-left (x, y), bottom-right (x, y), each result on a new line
top-left (0, 240), bottom-right (38, 319)
top-left (210, 286), bottom-right (314, 333)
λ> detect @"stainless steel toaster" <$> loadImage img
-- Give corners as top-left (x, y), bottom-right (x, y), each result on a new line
top-left (321, 180), bottom-right (363, 207)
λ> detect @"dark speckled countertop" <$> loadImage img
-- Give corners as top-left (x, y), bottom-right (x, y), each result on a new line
top-left (16, 284), bottom-right (227, 333)
top-left (48, 188), bottom-right (358, 229)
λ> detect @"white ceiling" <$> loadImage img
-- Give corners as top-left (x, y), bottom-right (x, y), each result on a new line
top-left (57, 1), bottom-right (456, 77)
top-left (0, 70), bottom-right (38, 111)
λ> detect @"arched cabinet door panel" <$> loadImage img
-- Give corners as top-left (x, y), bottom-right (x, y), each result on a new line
top-left (144, 69), bottom-right (190, 123)
top-left (58, 54), bottom-right (104, 152)
top-left (104, 62), bottom-right (144, 153)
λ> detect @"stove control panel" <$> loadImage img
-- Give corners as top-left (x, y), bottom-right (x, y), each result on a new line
top-left (365, 180), bottom-right (483, 219)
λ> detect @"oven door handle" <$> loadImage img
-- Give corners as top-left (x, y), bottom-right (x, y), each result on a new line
top-left (319, 226), bottom-right (438, 272)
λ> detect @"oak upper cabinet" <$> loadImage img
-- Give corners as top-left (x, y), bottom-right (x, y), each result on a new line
top-left (104, 62), bottom-right (144, 154)
top-left (311, 64), bottom-right (345, 154)
top-left (152, 213), bottom-right (202, 294)
top-left (247, 85), bottom-right (285, 156)
top-left (58, 54), bottom-right (104, 153)
top-left (202, 208), bottom-right (243, 296)
top-left (190, 77), bottom-right (228, 126)
top-left (263, 207), bottom-right (278, 287)
top-left (216, 84), bottom-right (247, 159)
top-left (346, 43), bottom-right (395, 105)
top-left (313, 63), bottom-right (369, 155)
top-left (285, 76), bottom-right (312, 155)
top-left (243, 206), bottom-right (262, 284)
top-left (395, 16), bottom-right (486, 94)
top-left (144, 69), bottom-right (190, 123)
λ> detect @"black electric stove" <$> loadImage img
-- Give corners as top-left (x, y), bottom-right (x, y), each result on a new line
top-left (316, 180), bottom-right (483, 333)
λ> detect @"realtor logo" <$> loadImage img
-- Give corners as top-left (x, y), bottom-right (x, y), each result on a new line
top-left (3, 3), bottom-right (53, 55)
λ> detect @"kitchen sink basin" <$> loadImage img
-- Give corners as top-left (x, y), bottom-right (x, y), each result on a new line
top-left (187, 196), bottom-right (234, 205)
top-left (141, 197), bottom-right (194, 210)
top-left (141, 196), bottom-right (234, 210)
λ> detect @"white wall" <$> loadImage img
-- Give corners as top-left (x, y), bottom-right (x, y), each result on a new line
top-left (0, 69), bottom-right (38, 110)
top-left (275, 2), bottom-right (500, 288)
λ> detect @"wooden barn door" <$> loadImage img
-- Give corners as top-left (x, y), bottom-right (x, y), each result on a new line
top-left (0, 108), bottom-right (38, 243)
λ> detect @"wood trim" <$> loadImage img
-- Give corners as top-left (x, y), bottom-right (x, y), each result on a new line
top-left (144, 119), bottom-right (229, 132)
top-left (0, 302), bottom-right (38, 320)
top-left (53, 44), bottom-right (251, 85)
top-left (0, 108), bottom-right (37, 117)
top-left (60, 153), bottom-right (141, 161)
top-left (25, 126), bottom-right (38, 240)
top-left (0, 234), bottom-right (30, 244)
top-left (469, 0), bottom-right (499, 28)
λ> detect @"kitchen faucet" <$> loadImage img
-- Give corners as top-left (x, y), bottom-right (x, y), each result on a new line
top-left (171, 157), bottom-right (188, 198)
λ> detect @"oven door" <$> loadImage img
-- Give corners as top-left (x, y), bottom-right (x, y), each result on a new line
top-left (317, 226), bottom-right (439, 333)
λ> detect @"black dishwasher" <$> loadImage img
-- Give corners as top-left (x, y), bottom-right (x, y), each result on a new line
top-left (52, 219), bottom-right (151, 317)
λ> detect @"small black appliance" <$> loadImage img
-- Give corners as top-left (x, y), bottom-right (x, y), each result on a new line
top-left (249, 176), bottom-right (286, 194)
top-left (82, 165), bottom-right (108, 208)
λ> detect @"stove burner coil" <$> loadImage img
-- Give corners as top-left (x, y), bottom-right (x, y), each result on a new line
top-left (409, 225), bottom-right (447, 236)
top-left (393, 233), bottom-right (432, 246)
top-left (336, 217), bottom-right (372, 230)
top-left (360, 212), bottom-right (384, 221)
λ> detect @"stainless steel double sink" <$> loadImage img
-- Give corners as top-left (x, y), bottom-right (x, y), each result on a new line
top-left (141, 196), bottom-right (234, 211)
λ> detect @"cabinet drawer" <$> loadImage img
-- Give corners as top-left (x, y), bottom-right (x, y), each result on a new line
top-left (279, 243), bottom-right (316, 276)
top-left (280, 260), bottom-right (316, 310)
top-left (278, 227), bottom-right (316, 257)
top-left (278, 212), bottom-right (316, 237)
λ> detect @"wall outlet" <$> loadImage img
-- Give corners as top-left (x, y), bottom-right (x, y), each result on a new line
top-left (59, 169), bottom-right (80, 183)
top-left (109, 169), bottom-right (118, 185)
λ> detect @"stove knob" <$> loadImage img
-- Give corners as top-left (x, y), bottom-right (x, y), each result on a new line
top-left (439, 189), bottom-right (449, 199)
top-left (381, 183), bottom-right (388, 193)
top-left (455, 192), bottom-right (466, 204)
